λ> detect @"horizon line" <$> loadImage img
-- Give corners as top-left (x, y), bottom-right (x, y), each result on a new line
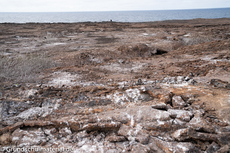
top-left (0, 7), bottom-right (230, 13)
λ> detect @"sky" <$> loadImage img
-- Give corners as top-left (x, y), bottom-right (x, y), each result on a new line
top-left (0, 0), bottom-right (230, 12)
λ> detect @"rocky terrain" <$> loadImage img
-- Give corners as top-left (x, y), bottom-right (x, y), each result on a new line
top-left (0, 18), bottom-right (230, 152)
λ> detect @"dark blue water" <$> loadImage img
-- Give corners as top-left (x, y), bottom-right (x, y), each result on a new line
top-left (0, 8), bottom-right (230, 23)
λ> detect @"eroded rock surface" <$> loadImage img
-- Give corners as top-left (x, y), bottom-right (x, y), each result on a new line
top-left (1, 19), bottom-right (230, 152)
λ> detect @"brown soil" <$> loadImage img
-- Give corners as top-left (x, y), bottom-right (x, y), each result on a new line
top-left (0, 18), bottom-right (230, 152)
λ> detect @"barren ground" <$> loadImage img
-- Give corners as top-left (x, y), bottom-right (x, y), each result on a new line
top-left (0, 18), bottom-right (230, 152)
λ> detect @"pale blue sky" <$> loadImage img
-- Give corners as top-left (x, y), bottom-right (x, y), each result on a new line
top-left (0, 0), bottom-right (230, 12)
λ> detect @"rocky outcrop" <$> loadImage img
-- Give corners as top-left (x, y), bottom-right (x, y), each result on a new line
top-left (1, 20), bottom-right (230, 152)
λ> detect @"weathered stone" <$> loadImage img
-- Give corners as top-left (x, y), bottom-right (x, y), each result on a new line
top-left (81, 122), bottom-right (121, 132)
top-left (173, 118), bottom-right (187, 126)
top-left (130, 106), bottom-right (171, 122)
top-left (152, 137), bottom-right (199, 153)
top-left (219, 126), bottom-right (230, 132)
top-left (44, 128), bottom-right (57, 139)
top-left (1, 100), bottom-right (40, 119)
top-left (206, 142), bottom-right (220, 153)
top-left (210, 79), bottom-right (230, 89)
top-left (188, 116), bottom-right (215, 133)
top-left (158, 92), bottom-right (174, 104)
top-left (59, 127), bottom-right (72, 137)
top-left (168, 109), bottom-right (193, 122)
top-left (118, 124), bottom-right (150, 144)
top-left (188, 130), bottom-right (218, 142)
top-left (12, 128), bottom-right (46, 147)
top-left (136, 132), bottom-right (150, 145)
top-left (16, 107), bottom-right (43, 119)
top-left (148, 138), bottom-right (165, 153)
top-left (106, 149), bottom-right (120, 153)
top-left (218, 133), bottom-right (230, 145)
top-left (131, 143), bottom-right (151, 153)
top-left (172, 128), bottom-right (189, 141)
top-left (0, 133), bottom-right (11, 145)
top-left (105, 135), bottom-right (126, 142)
top-left (75, 131), bottom-right (89, 141)
top-left (142, 120), bottom-right (173, 131)
top-left (23, 121), bottom-right (53, 127)
top-left (216, 145), bottom-right (230, 153)
top-left (172, 96), bottom-right (186, 108)
top-left (97, 106), bottom-right (171, 124)
top-left (188, 79), bottom-right (197, 85)
top-left (152, 103), bottom-right (171, 111)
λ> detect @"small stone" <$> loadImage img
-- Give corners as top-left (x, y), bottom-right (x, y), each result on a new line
top-left (172, 128), bottom-right (189, 141)
top-left (206, 142), bottom-right (220, 153)
top-left (106, 149), bottom-right (120, 153)
top-left (168, 109), bottom-right (193, 122)
top-left (105, 135), bottom-right (126, 142)
top-left (136, 79), bottom-right (143, 85)
top-left (177, 76), bottom-right (185, 83)
top-left (0, 133), bottom-right (11, 145)
top-left (132, 143), bottom-right (151, 153)
top-left (59, 127), bottom-right (72, 137)
top-left (172, 96), bottom-right (186, 108)
top-left (152, 103), bottom-right (168, 111)
top-left (185, 76), bottom-right (191, 81)
top-left (38, 89), bottom-right (43, 94)
top-left (188, 79), bottom-right (197, 85)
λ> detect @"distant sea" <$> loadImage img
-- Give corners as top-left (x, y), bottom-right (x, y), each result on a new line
top-left (0, 8), bottom-right (230, 23)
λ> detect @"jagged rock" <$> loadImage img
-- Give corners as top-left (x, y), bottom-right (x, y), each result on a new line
top-left (206, 142), bottom-right (220, 153)
top-left (1, 100), bottom-right (41, 119)
top-left (210, 79), bottom-right (230, 89)
top-left (15, 99), bottom-right (61, 120)
top-left (188, 130), bottom-right (218, 142)
top-left (133, 107), bottom-right (171, 122)
top-left (172, 96), bottom-right (186, 108)
top-left (0, 132), bottom-right (11, 145)
top-left (156, 92), bottom-right (174, 104)
top-left (219, 126), bottom-right (230, 132)
top-left (16, 107), bottom-right (44, 120)
top-left (81, 99), bottom-right (112, 107)
top-left (188, 115), bottom-right (215, 133)
top-left (177, 76), bottom-right (185, 83)
top-left (12, 128), bottom-right (46, 147)
top-left (97, 106), bottom-right (171, 124)
top-left (148, 138), bottom-right (165, 153)
top-left (172, 128), bottom-right (190, 141)
top-left (216, 145), bottom-right (230, 153)
top-left (152, 137), bottom-right (199, 153)
top-left (142, 120), bottom-right (173, 131)
top-left (136, 79), bottom-right (143, 85)
top-left (188, 79), bottom-right (197, 85)
top-left (185, 76), bottom-right (191, 81)
top-left (105, 135), bottom-right (126, 142)
top-left (151, 103), bottom-right (171, 111)
top-left (118, 124), bottom-right (150, 144)
top-left (173, 118), bottom-right (187, 126)
top-left (81, 122), bottom-right (121, 132)
top-left (131, 143), bottom-right (151, 153)
top-left (75, 131), bottom-right (89, 142)
top-left (168, 109), bottom-right (194, 122)
top-left (218, 133), bottom-right (230, 145)
top-left (106, 149), bottom-right (120, 153)
top-left (44, 128), bottom-right (58, 139)
top-left (59, 127), bottom-right (72, 137)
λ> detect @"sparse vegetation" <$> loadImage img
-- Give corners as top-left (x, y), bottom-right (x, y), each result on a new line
top-left (0, 53), bottom-right (57, 83)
